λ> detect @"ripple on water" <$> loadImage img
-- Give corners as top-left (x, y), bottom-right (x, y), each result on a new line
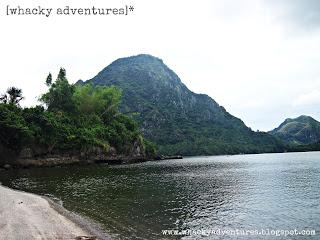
top-left (0, 152), bottom-right (319, 240)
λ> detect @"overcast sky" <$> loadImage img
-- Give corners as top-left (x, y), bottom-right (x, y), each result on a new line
top-left (1, 0), bottom-right (320, 131)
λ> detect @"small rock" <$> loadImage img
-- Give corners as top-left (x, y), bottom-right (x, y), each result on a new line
top-left (3, 164), bottom-right (11, 170)
top-left (75, 236), bottom-right (97, 240)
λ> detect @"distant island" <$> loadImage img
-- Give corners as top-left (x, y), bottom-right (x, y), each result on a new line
top-left (1, 54), bottom-right (319, 168)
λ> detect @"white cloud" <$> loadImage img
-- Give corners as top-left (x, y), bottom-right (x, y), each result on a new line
top-left (0, 0), bottom-right (320, 130)
top-left (293, 90), bottom-right (320, 106)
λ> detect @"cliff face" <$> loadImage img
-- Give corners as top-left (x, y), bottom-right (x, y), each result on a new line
top-left (0, 140), bottom-right (147, 168)
top-left (83, 54), bottom-right (284, 155)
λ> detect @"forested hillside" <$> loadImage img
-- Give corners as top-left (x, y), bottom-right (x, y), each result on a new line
top-left (81, 54), bottom-right (285, 155)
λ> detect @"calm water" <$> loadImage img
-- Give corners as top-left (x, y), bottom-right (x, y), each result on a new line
top-left (1, 152), bottom-right (319, 239)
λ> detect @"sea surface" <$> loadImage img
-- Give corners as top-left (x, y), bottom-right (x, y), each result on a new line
top-left (1, 152), bottom-right (319, 240)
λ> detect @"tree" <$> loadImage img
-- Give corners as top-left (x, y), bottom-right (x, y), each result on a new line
top-left (0, 104), bottom-right (31, 152)
top-left (57, 68), bottom-right (66, 81)
top-left (0, 87), bottom-right (24, 106)
top-left (46, 73), bottom-right (52, 86)
top-left (40, 68), bottom-right (75, 112)
top-left (0, 94), bottom-right (7, 104)
top-left (73, 84), bottom-right (122, 121)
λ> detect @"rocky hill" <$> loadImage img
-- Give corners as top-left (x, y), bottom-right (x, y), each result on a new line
top-left (80, 54), bottom-right (284, 155)
top-left (269, 115), bottom-right (320, 145)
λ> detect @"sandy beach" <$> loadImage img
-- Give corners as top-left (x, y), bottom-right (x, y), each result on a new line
top-left (0, 185), bottom-right (103, 240)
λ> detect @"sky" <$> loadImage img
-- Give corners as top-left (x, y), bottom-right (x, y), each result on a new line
top-left (0, 0), bottom-right (320, 131)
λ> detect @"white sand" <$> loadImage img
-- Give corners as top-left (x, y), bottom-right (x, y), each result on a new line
top-left (0, 185), bottom-right (96, 240)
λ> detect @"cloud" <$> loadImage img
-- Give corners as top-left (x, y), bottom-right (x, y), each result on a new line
top-left (266, 0), bottom-right (320, 31)
top-left (1, 0), bottom-right (320, 131)
top-left (293, 90), bottom-right (320, 106)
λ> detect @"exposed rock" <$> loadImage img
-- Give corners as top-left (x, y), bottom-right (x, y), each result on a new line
top-left (19, 148), bottom-right (33, 159)
top-left (16, 155), bottom-right (81, 168)
top-left (0, 136), bottom-right (149, 168)
top-left (155, 155), bottom-right (183, 160)
top-left (75, 237), bottom-right (97, 240)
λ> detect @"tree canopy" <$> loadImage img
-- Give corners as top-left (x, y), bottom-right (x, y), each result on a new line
top-left (0, 68), bottom-right (156, 162)
top-left (0, 87), bottom-right (24, 106)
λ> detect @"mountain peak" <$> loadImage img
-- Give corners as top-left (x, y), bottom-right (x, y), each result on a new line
top-left (82, 54), bottom-right (284, 155)
top-left (283, 115), bottom-right (316, 125)
top-left (90, 54), bottom-right (185, 93)
top-left (296, 115), bottom-right (316, 122)
top-left (109, 54), bottom-right (163, 67)
top-left (270, 115), bottom-right (320, 145)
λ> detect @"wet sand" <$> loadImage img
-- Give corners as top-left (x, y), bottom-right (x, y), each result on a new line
top-left (0, 185), bottom-right (107, 240)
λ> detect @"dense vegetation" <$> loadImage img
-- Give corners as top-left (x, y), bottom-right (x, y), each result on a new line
top-left (0, 68), bottom-right (156, 163)
top-left (83, 54), bottom-right (286, 155)
top-left (287, 141), bottom-right (320, 152)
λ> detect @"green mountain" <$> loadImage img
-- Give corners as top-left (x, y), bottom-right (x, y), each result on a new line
top-left (80, 54), bottom-right (284, 155)
top-left (269, 115), bottom-right (320, 145)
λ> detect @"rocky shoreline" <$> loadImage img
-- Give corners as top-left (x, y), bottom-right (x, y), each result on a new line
top-left (0, 146), bottom-right (183, 170)
top-left (0, 184), bottom-right (111, 240)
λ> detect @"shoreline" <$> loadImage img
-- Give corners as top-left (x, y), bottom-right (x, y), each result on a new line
top-left (0, 154), bottom-right (183, 170)
top-left (0, 184), bottom-right (111, 240)
top-left (3, 150), bottom-right (320, 170)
